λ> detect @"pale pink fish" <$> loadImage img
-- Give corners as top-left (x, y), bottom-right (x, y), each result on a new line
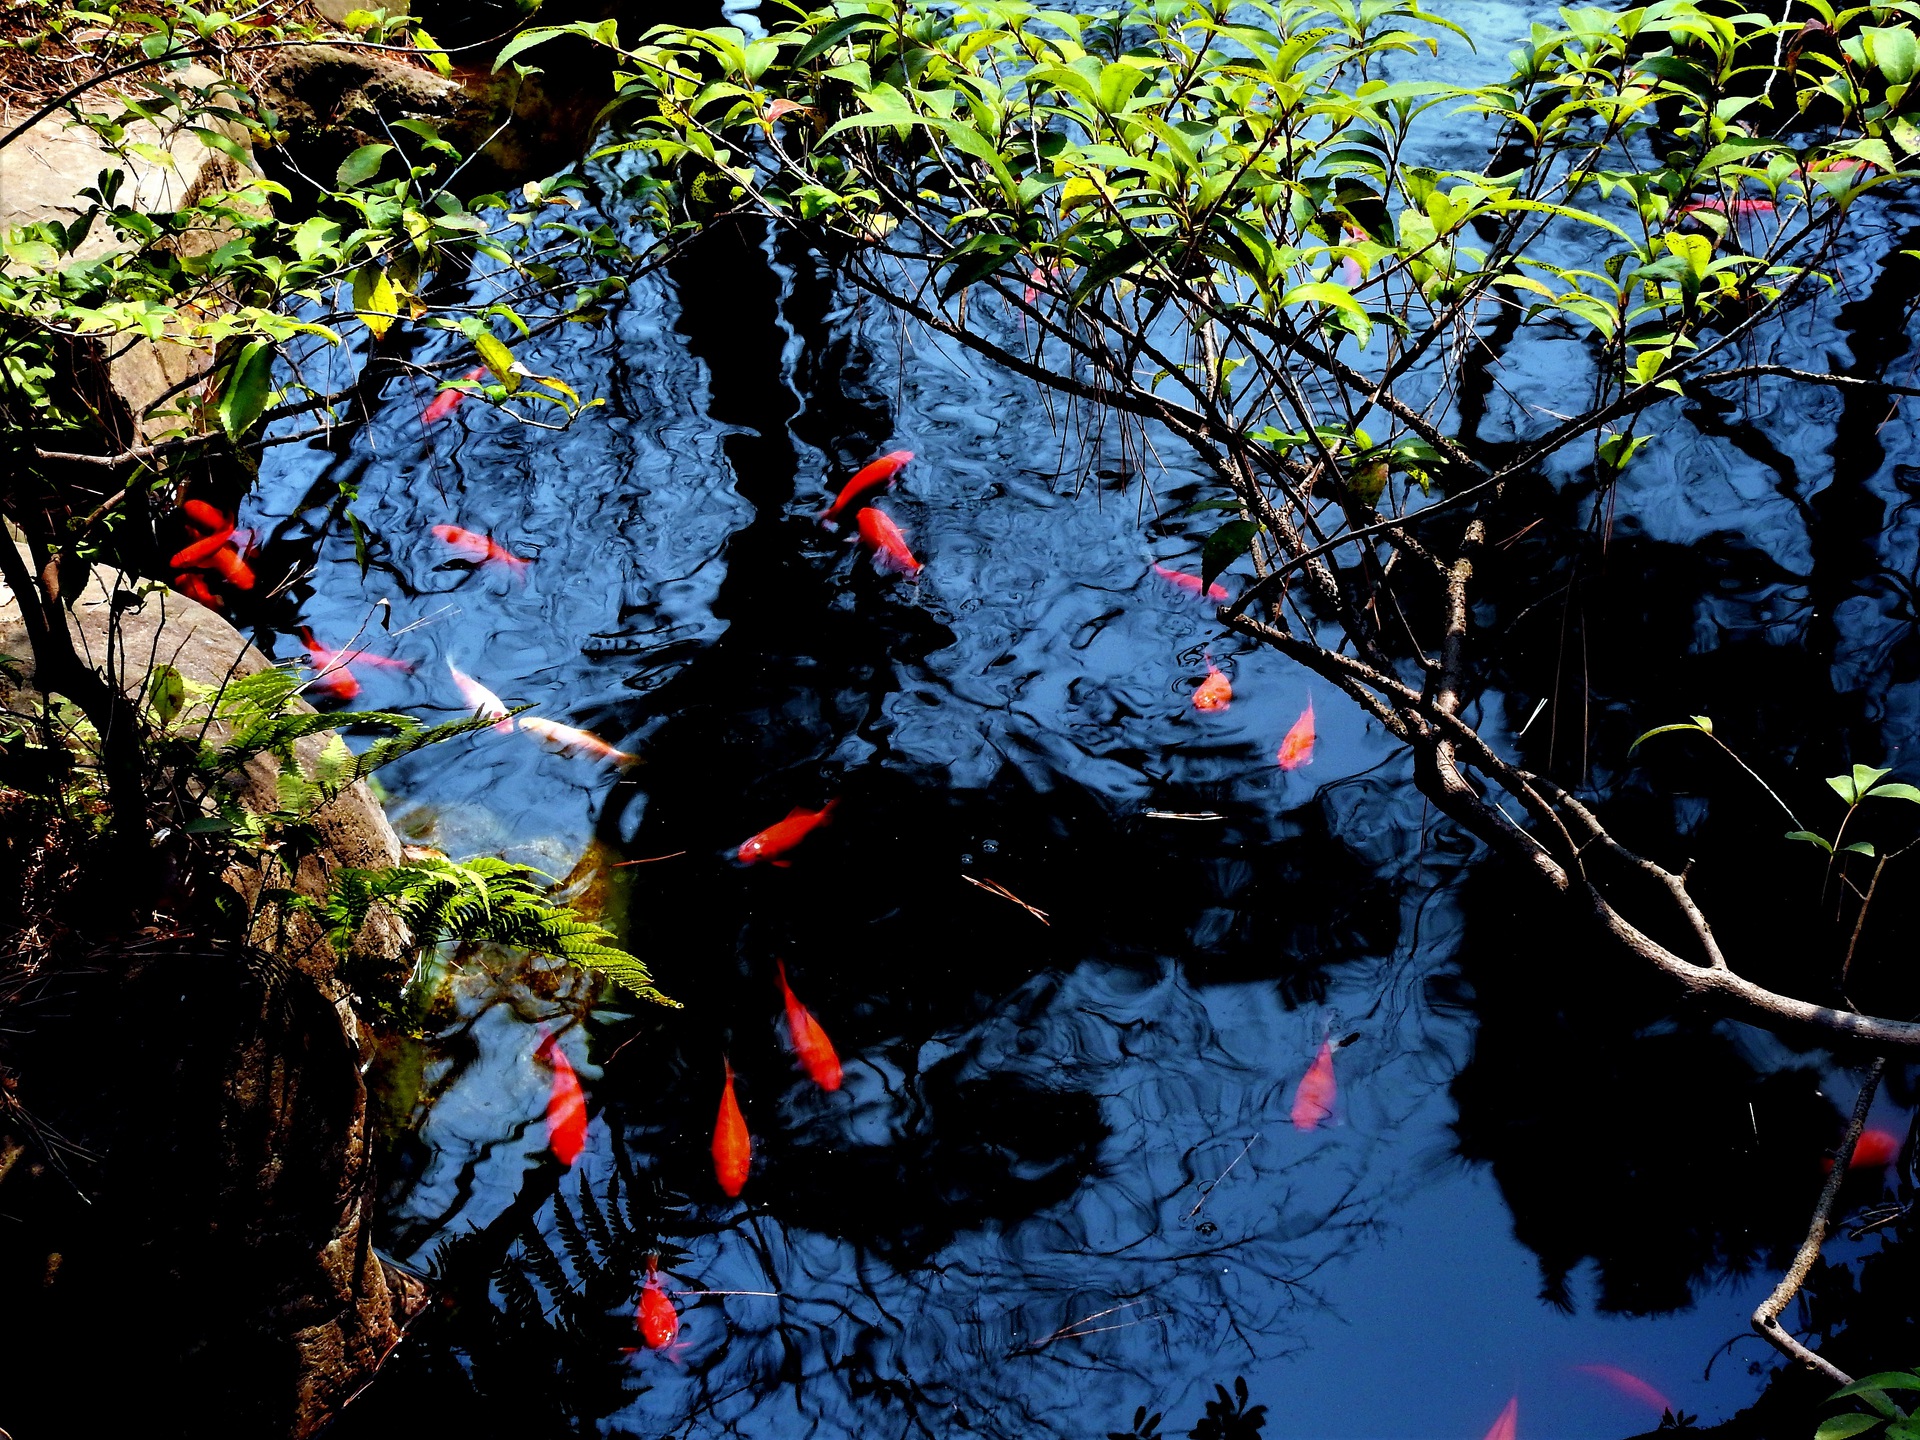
top-left (1482, 1397), bottom-right (1518, 1440)
top-left (1573, 1365), bottom-right (1670, 1414)
top-left (447, 659), bottom-right (513, 733)
top-left (520, 715), bottom-right (636, 766)
top-left (1290, 1039), bottom-right (1336, 1130)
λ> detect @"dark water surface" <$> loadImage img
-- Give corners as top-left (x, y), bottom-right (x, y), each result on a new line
top-left (237, 7), bottom-right (1920, 1433)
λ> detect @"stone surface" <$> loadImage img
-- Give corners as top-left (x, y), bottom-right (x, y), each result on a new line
top-left (0, 70), bottom-right (260, 442)
top-left (0, 556), bottom-right (427, 1438)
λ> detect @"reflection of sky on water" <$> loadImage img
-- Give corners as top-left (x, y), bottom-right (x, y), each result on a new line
top-left (246, 0), bottom-right (1920, 1432)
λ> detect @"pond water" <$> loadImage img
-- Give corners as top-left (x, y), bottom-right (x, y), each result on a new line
top-left (236, 4), bottom-right (1920, 1435)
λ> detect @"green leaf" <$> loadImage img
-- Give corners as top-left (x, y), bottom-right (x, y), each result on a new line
top-left (1816, 1417), bottom-right (1888, 1440)
top-left (1831, 766), bottom-right (1892, 805)
top-left (1865, 25), bottom-right (1920, 84)
top-left (351, 263), bottom-right (398, 340)
top-left (1201, 519), bottom-right (1260, 592)
top-left (1279, 281), bottom-right (1372, 345)
top-left (1787, 830), bottom-right (1836, 853)
top-left (1868, 782), bottom-right (1920, 804)
top-left (492, 25), bottom-right (566, 72)
top-left (216, 338), bottom-right (275, 440)
top-left (473, 331), bottom-right (519, 392)
top-left (291, 215), bottom-right (341, 262)
top-left (146, 664), bottom-right (185, 723)
top-left (336, 143), bottom-right (394, 187)
top-left (1836, 1376), bottom-right (1920, 1397)
top-left (1844, 841), bottom-right (1878, 858)
top-left (1629, 721), bottom-right (1709, 753)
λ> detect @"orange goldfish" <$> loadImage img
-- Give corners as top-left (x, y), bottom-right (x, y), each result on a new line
top-left (821, 450), bottom-right (914, 525)
top-left (735, 799), bottom-right (838, 867)
top-left (777, 960), bottom-right (842, 1091)
top-left (1573, 1365), bottom-right (1670, 1414)
top-left (1152, 563), bottom-right (1229, 603)
top-left (170, 524), bottom-right (236, 569)
top-left (205, 542), bottom-right (255, 591)
top-left (1290, 1039), bottom-right (1336, 1130)
top-left (712, 1060), bottom-right (751, 1197)
top-left (431, 524), bottom-right (530, 574)
top-left (1482, 1397), bottom-right (1518, 1440)
top-left (173, 572), bottom-right (220, 609)
top-left (300, 628), bottom-right (412, 673)
top-left (1277, 700), bottom-right (1315, 770)
top-left (520, 716), bottom-right (636, 766)
top-left (1193, 665), bottom-right (1232, 713)
top-left (856, 506), bottom-right (922, 576)
top-left (637, 1256), bottom-right (679, 1349)
top-left (447, 659), bottom-right (514, 733)
top-left (423, 366), bottom-right (488, 426)
top-left (535, 1031), bottom-right (588, 1167)
top-left (180, 498), bottom-right (228, 532)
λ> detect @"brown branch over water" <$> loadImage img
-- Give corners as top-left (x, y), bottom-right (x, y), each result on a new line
top-left (1752, 1059), bottom-right (1885, 1385)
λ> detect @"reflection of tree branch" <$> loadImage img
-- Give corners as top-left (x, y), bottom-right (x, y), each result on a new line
top-left (1751, 1058), bottom-right (1884, 1385)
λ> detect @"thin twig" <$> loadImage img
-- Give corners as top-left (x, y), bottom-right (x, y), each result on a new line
top-left (1751, 1058), bottom-right (1885, 1384)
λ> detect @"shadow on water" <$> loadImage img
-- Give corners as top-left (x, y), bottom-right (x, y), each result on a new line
top-left (234, 64), bottom-right (1920, 1440)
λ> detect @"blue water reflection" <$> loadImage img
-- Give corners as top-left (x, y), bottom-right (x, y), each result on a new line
top-left (241, 1), bottom-right (1920, 1431)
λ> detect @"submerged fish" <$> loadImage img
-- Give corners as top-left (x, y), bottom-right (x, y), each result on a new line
top-left (1290, 1039), bottom-right (1337, 1131)
top-left (1825, 1126), bottom-right (1903, 1173)
top-left (520, 715), bottom-right (636, 766)
top-left (205, 542), bottom-right (256, 591)
top-left (1573, 1364), bottom-right (1671, 1414)
top-left (736, 799), bottom-right (838, 867)
top-left (712, 1060), bottom-right (751, 1197)
top-left (777, 960), bottom-right (842, 1091)
top-left (298, 629), bottom-right (413, 673)
top-left (1277, 700), bottom-right (1316, 771)
top-left (169, 525), bottom-right (236, 569)
top-left (447, 659), bottom-right (514, 733)
top-left (821, 450), bottom-right (914, 525)
top-left (423, 366), bottom-right (488, 426)
top-left (637, 1256), bottom-right (679, 1349)
top-left (536, 1031), bottom-right (588, 1168)
top-left (856, 506), bottom-right (923, 576)
top-left (1193, 665), bottom-right (1233, 713)
top-left (431, 524), bottom-right (531, 574)
top-left (172, 572), bottom-right (220, 609)
top-left (1152, 563), bottom-right (1229, 603)
top-left (180, 498), bottom-right (229, 532)
top-left (1482, 1396), bottom-right (1518, 1440)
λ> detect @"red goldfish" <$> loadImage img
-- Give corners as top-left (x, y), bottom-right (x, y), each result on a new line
top-left (855, 506), bottom-right (923, 576)
top-left (520, 716), bottom-right (635, 766)
top-left (1573, 1365), bottom-right (1670, 1414)
top-left (1277, 700), bottom-right (1315, 770)
top-left (1193, 665), bottom-right (1232, 713)
top-left (735, 799), bottom-right (838, 867)
top-left (172, 572), bottom-right (220, 608)
top-left (1152, 563), bottom-right (1229, 603)
top-left (637, 1256), bottom-right (679, 1349)
top-left (1482, 1397), bottom-right (1518, 1440)
top-left (535, 1030), bottom-right (588, 1167)
top-left (423, 366), bottom-right (488, 426)
top-left (431, 524), bottom-right (531, 574)
top-left (1024, 263), bottom-right (1062, 305)
top-left (1825, 1127), bottom-right (1903, 1173)
top-left (170, 525), bottom-right (236, 569)
top-left (205, 541), bottom-right (255, 591)
top-left (821, 450), bottom-right (914, 525)
top-left (180, 498), bottom-right (228, 531)
top-left (777, 960), bottom-right (842, 1091)
top-left (1291, 1039), bottom-right (1337, 1130)
top-left (299, 628), bottom-right (411, 673)
top-left (447, 659), bottom-right (513, 733)
top-left (712, 1060), bottom-right (751, 1197)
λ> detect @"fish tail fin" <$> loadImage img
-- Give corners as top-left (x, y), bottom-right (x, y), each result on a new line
top-left (819, 798), bottom-right (841, 822)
